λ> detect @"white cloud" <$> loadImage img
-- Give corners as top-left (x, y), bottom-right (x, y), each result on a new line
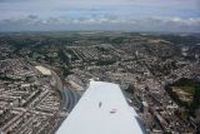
top-left (0, 14), bottom-right (199, 32)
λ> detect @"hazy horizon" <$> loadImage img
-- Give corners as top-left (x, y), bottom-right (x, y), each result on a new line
top-left (0, 0), bottom-right (199, 32)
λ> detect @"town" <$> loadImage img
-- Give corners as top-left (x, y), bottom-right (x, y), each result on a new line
top-left (0, 32), bottom-right (200, 133)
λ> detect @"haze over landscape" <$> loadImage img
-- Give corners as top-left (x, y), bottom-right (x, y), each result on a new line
top-left (0, 0), bottom-right (199, 32)
top-left (0, 0), bottom-right (200, 134)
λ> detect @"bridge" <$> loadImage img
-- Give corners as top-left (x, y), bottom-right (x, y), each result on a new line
top-left (57, 80), bottom-right (145, 134)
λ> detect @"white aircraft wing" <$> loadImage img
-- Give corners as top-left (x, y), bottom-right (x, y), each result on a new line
top-left (57, 80), bottom-right (145, 134)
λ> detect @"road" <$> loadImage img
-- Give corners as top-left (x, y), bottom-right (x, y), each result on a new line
top-left (48, 66), bottom-right (80, 113)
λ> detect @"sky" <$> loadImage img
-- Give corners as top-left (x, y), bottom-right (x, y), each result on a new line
top-left (0, 0), bottom-right (199, 32)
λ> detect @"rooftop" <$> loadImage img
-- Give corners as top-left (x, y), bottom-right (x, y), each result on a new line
top-left (35, 66), bottom-right (52, 75)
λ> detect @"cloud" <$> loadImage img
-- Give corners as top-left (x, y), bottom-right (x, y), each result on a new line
top-left (0, 14), bottom-right (199, 32)
top-left (0, 0), bottom-right (199, 32)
